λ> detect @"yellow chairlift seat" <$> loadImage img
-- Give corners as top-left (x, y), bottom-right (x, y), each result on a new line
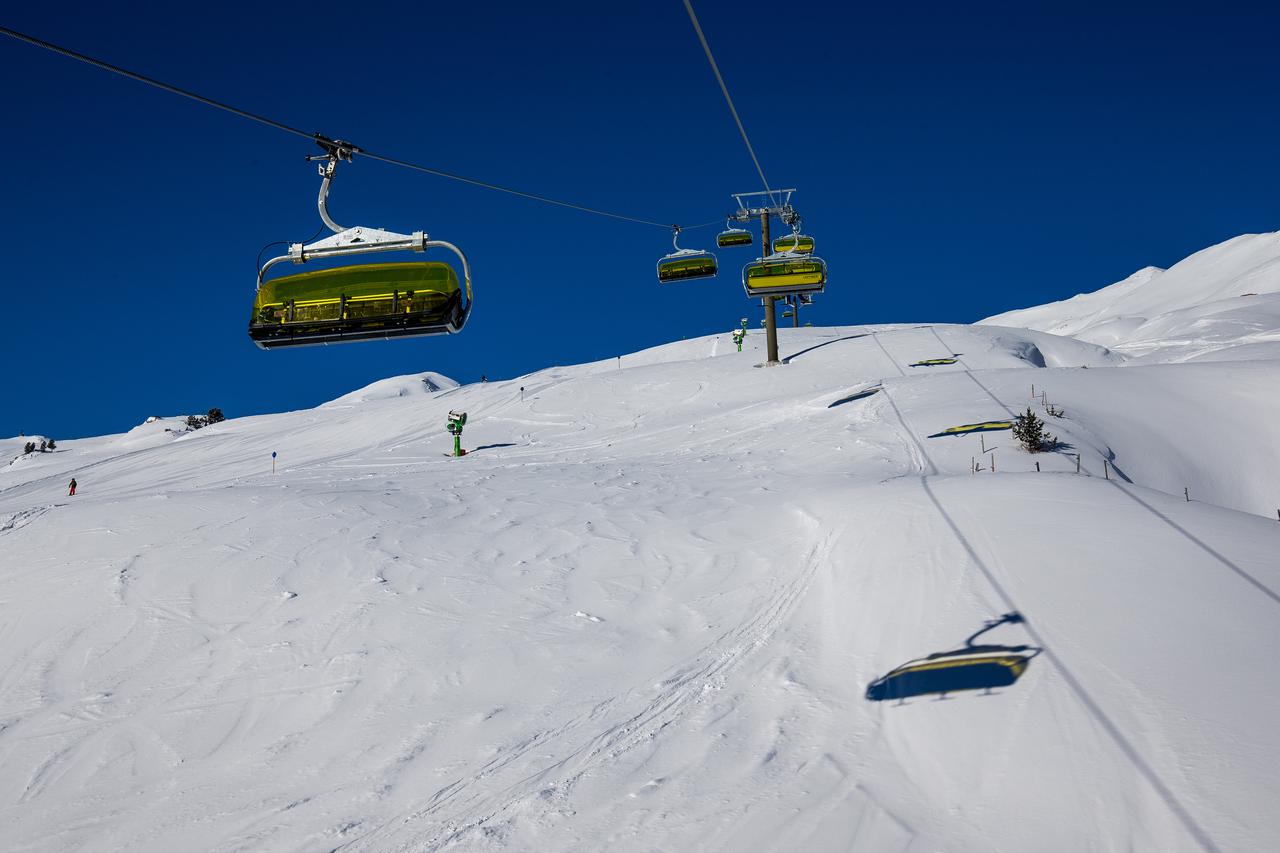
top-left (249, 261), bottom-right (464, 349)
top-left (717, 228), bottom-right (753, 248)
top-left (657, 250), bottom-right (718, 283)
top-left (742, 256), bottom-right (827, 297)
top-left (773, 234), bottom-right (815, 254)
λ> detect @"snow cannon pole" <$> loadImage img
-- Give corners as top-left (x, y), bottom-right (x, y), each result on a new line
top-left (447, 411), bottom-right (468, 457)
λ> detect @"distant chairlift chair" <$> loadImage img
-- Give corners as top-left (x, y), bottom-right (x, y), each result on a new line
top-left (657, 226), bottom-right (718, 283)
top-left (716, 217), bottom-right (754, 248)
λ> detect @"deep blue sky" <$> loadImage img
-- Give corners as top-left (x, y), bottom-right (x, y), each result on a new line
top-left (3, 2), bottom-right (1277, 439)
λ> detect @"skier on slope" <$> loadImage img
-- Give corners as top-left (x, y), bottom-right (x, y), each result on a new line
top-left (68, 477), bottom-right (77, 496)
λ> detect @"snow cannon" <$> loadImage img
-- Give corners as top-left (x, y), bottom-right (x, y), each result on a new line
top-left (732, 318), bottom-right (748, 352)
top-left (447, 410), bottom-right (468, 457)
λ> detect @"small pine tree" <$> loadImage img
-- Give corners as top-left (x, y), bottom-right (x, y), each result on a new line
top-left (1013, 407), bottom-right (1055, 453)
top-left (206, 407), bottom-right (225, 425)
top-left (39, 440), bottom-right (47, 452)
top-left (24, 441), bottom-right (35, 454)
top-left (186, 415), bottom-right (207, 431)
top-left (47, 439), bottom-right (56, 450)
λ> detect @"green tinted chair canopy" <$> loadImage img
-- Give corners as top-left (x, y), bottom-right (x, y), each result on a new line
top-left (742, 256), bottom-right (827, 297)
top-left (717, 228), bottom-right (753, 248)
top-left (249, 261), bottom-right (465, 349)
top-left (657, 251), bottom-right (718, 283)
top-left (773, 234), bottom-right (815, 254)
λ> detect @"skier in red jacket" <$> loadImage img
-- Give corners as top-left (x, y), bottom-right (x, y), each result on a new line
top-left (68, 477), bottom-right (77, 496)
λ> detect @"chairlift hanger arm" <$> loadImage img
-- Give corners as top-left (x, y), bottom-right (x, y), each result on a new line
top-left (964, 612), bottom-right (1025, 647)
top-left (314, 150), bottom-right (346, 233)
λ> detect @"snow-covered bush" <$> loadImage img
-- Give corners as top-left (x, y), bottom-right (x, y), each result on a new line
top-left (184, 408), bottom-right (225, 432)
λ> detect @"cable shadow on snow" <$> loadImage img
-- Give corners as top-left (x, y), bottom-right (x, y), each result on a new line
top-left (1108, 481), bottom-right (1280, 607)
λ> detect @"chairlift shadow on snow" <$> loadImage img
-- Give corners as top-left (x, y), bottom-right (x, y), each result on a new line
top-left (471, 443), bottom-right (518, 453)
top-left (828, 386), bottom-right (881, 408)
top-left (1102, 453), bottom-right (1133, 483)
top-left (927, 421), bottom-right (1013, 438)
top-left (780, 334), bottom-right (868, 364)
top-left (865, 613), bottom-right (1042, 704)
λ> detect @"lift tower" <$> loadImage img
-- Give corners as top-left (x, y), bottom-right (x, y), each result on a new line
top-left (730, 189), bottom-right (800, 366)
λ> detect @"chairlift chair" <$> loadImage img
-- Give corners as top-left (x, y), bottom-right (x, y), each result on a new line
top-left (716, 219), bottom-right (753, 248)
top-left (742, 254), bottom-right (827, 298)
top-left (772, 233), bottom-right (815, 254)
top-left (657, 226), bottom-right (718, 283)
top-left (249, 140), bottom-right (473, 350)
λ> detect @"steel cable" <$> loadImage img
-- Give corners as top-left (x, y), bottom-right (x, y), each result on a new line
top-left (681, 1), bottom-right (778, 208)
top-left (1, 25), bottom-right (718, 231)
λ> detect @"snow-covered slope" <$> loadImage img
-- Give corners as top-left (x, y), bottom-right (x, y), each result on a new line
top-left (2, 318), bottom-right (1279, 852)
top-left (981, 231), bottom-right (1280, 360)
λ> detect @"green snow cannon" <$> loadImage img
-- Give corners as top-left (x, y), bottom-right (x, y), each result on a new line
top-left (447, 410), bottom-right (468, 457)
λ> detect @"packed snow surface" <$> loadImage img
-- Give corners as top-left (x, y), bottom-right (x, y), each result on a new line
top-left (4, 234), bottom-right (1280, 852)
